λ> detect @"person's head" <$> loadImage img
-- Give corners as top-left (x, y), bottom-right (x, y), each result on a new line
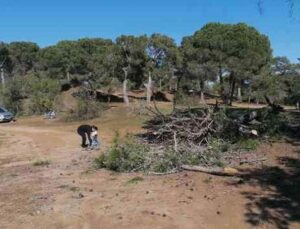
top-left (92, 125), bottom-right (98, 131)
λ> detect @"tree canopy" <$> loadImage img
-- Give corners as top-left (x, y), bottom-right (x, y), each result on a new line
top-left (0, 22), bottom-right (299, 114)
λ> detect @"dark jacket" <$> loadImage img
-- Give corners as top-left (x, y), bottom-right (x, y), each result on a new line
top-left (77, 125), bottom-right (93, 135)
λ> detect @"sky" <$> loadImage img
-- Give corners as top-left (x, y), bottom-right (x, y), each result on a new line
top-left (0, 0), bottom-right (299, 62)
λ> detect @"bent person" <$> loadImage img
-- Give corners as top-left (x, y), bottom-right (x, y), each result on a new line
top-left (77, 124), bottom-right (98, 148)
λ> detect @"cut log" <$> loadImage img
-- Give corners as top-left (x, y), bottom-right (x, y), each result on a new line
top-left (181, 165), bottom-right (239, 176)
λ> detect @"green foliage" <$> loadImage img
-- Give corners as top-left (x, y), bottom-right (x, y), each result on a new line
top-left (257, 108), bottom-right (289, 137)
top-left (126, 176), bottom-right (144, 184)
top-left (182, 23), bottom-right (272, 104)
top-left (94, 134), bottom-right (149, 172)
top-left (235, 139), bottom-right (259, 151)
top-left (63, 98), bottom-right (106, 122)
top-left (0, 77), bottom-right (26, 114)
top-left (33, 159), bottom-right (51, 166)
top-left (1, 23), bottom-right (298, 119)
top-left (95, 133), bottom-right (230, 173)
top-left (24, 74), bottom-right (60, 114)
top-left (8, 42), bottom-right (39, 76)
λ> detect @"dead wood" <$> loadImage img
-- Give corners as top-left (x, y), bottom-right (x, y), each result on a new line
top-left (181, 165), bottom-right (239, 176)
top-left (239, 157), bottom-right (267, 165)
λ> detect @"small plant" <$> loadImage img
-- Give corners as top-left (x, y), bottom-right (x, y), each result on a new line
top-left (126, 176), bottom-right (144, 184)
top-left (203, 176), bottom-right (213, 184)
top-left (70, 186), bottom-right (80, 192)
top-left (236, 139), bottom-right (259, 151)
top-left (94, 134), bottom-right (149, 172)
top-left (33, 159), bottom-right (51, 166)
top-left (63, 98), bottom-right (107, 122)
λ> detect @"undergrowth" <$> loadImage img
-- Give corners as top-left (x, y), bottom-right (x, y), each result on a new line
top-left (94, 107), bottom-right (293, 174)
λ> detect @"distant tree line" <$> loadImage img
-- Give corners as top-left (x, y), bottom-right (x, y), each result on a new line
top-left (0, 22), bottom-right (299, 114)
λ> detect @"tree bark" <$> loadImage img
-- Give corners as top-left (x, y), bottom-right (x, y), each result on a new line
top-left (219, 65), bottom-right (224, 101)
top-left (122, 68), bottom-right (129, 106)
top-left (146, 72), bottom-right (152, 107)
top-left (67, 71), bottom-right (70, 81)
top-left (1, 68), bottom-right (5, 89)
top-left (200, 80), bottom-right (206, 104)
top-left (159, 78), bottom-right (162, 91)
top-left (237, 87), bottom-right (242, 102)
top-left (173, 132), bottom-right (178, 153)
top-left (229, 73), bottom-right (236, 106)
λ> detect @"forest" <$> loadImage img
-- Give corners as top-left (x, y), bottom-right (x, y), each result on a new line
top-left (0, 22), bottom-right (299, 116)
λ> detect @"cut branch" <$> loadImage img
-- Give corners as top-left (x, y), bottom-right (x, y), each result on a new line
top-left (181, 165), bottom-right (239, 176)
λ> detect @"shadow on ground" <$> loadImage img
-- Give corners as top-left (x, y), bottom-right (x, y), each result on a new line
top-left (231, 156), bottom-right (300, 229)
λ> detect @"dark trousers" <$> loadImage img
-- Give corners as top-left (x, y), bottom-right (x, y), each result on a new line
top-left (77, 131), bottom-right (92, 147)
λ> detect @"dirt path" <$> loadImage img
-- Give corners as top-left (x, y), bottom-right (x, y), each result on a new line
top-left (0, 112), bottom-right (300, 229)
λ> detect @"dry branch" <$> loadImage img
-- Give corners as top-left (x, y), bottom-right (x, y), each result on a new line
top-left (240, 157), bottom-right (267, 165)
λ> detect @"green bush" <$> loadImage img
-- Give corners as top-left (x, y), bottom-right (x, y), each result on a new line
top-left (235, 138), bottom-right (259, 151)
top-left (95, 133), bottom-right (230, 174)
top-left (63, 98), bottom-right (107, 122)
top-left (33, 159), bottom-right (51, 166)
top-left (24, 74), bottom-right (60, 114)
top-left (0, 77), bottom-right (26, 115)
top-left (94, 134), bottom-right (149, 172)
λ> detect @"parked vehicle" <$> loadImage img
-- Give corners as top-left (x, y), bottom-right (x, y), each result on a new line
top-left (0, 107), bottom-right (14, 122)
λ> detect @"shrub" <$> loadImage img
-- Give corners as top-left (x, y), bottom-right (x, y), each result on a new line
top-left (33, 159), bottom-right (51, 166)
top-left (63, 98), bottom-right (107, 122)
top-left (0, 77), bottom-right (26, 115)
top-left (235, 138), bottom-right (259, 151)
top-left (126, 176), bottom-right (144, 184)
top-left (95, 134), bottom-right (230, 174)
top-left (94, 134), bottom-right (149, 172)
top-left (24, 74), bottom-right (60, 114)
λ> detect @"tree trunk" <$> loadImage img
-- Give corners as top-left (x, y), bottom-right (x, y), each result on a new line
top-left (173, 132), bottom-right (178, 153)
top-left (123, 79), bottom-right (129, 106)
top-left (237, 87), bottom-right (242, 102)
top-left (160, 78), bottom-right (162, 91)
top-left (67, 71), bottom-right (70, 81)
top-left (122, 68), bottom-right (129, 106)
top-left (146, 72), bottom-right (152, 107)
top-left (1, 68), bottom-right (5, 89)
top-left (200, 80), bottom-right (205, 104)
top-left (172, 73), bottom-right (182, 112)
top-left (197, 79), bottom-right (201, 91)
top-left (200, 91), bottom-right (205, 104)
top-left (219, 65), bottom-right (224, 100)
top-left (228, 73), bottom-right (236, 106)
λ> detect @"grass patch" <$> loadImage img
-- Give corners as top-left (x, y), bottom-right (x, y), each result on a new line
top-left (126, 176), bottom-right (144, 185)
top-left (203, 176), bottom-right (213, 184)
top-left (235, 139), bottom-right (260, 151)
top-left (33, 159), bottom-right (51, 166)
top-left (70, 186), bottom-right (80, 192)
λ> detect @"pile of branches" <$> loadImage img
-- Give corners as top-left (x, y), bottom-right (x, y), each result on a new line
top-left (141, 107), bottom-right (217, 146)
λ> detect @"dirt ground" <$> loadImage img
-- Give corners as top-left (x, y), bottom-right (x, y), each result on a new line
top-left (0, 105), bottom-right (300, 229)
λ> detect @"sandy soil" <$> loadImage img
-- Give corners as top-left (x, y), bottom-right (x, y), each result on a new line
top-left (0, 106), bottom-right (300, 229)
